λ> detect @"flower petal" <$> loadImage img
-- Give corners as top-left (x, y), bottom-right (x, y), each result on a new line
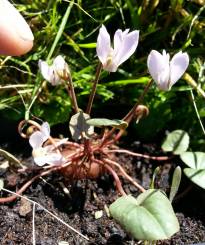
top-left (50, 72), bottom-right (62, 86)
top-left (46, 138), bottom-right (68, 151)
top-left (96, 25), bottom-right (111, 65)
top-left (157, 64), bottom-right (170, 91)
top-left (29, 131), bottom-right (45, 149)
top-left (40, 122), bottom-right (50, 141)
top-left (147, 50), bottom-right (170, 90)
top-left (53, 55), bottom-right (66, 71)
top-left (34, 153), bottom-right (65, 166)
top-left (113, 29), bottom-right (139, 67)
top-left (33, 156), bottom-right (47, 166)
top-left (170, 51), bottom-right (189, 88)
top-left (38, 60), bottom-right (53, 82)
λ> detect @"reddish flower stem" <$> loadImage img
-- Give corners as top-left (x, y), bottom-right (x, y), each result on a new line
top-left (105, 149), bottom-right (170, 161)
top-left (86, 63), bottom-right (102, 115)
top-left (100, 80), bottom-right (153, 146)
top-left (103, 158), bottom-right (146, 193)
top-left (67, 76), bottom-right (79, 113)
top-left (93, 158), bottom-right (126, 196)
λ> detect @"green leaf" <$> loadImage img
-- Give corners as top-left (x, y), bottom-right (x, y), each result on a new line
top-left (162, 130), bottom-right (189, 154)
top-left (106, 77), bottom-right (150, 87)
top-left (169, 166), bottom-right (182, 203)
top-left (184, 168), bottom-right (205, 189)
top-left (69, 111), bottom-right (94, 141)
top-left (109, 189), bottom-right (179, 241)
top-left (87, 118), bottom-right (128, 129)
top-left (180, 151), bottom-right (205, 169)
top-left (0, 179), bottom-right (4, 190)
top-left (78, 43), bottom-right (96, 48)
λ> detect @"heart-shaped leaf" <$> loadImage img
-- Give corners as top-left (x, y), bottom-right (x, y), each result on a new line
top-left (162, 130), bottom-right (189, 155)
top-left (69, 111), bottom-right (94, 141)
top-left (86, 118), bottom-right (128, 129)
top-left (184, 168), bottom-right (205, 189)
top-left (180, 151), bottom-right (205, 169)
top-left (109, 189), bottom-right (179, 241)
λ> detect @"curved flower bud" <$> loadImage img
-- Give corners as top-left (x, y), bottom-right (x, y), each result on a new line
top-left (29, 122), bottom-right (66, 166)
top-left (147, 50), bottom-right (189, 91)
top-left (96, 25), bottom-right (139, 72)
top-left (38, 55), bottom-right (70, 86)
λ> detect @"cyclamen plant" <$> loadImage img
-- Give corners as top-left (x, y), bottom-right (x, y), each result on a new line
top-left (2, 25), bottom-right (189, 242)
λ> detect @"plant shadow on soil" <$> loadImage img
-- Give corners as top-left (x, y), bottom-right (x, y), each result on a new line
top-left (0, 120), bottom-right (205, 245)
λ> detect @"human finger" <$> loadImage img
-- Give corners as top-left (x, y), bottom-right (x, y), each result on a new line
top-left (0, 0), bottom-right (34, 56)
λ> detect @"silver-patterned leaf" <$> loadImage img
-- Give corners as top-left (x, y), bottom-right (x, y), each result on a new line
top-left (69, 111), bottom-right (94, 141)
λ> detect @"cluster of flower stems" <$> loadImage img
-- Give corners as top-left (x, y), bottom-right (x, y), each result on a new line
top-left (0, 24), bottom-right (188, 203)
top-left (0, 67), bottom-right (169, 204)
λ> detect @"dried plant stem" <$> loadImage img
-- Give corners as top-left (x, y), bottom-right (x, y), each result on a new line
top-left (32, 203), bottom-right (36, 245)
top-left (104, 158), bottom-right (146, 193)
top-left (190, 90), bottom-right (205, 135)
top-left (0, 167), bottom-right (59, 203)
top-left (183, 73), bottom-right (205, 99)
top-left (86, 63), bottom-right (102, 115)
top-left (105, 149), bottom-right (170, 161)
top-left (1, 188), bottom-right (89, 241)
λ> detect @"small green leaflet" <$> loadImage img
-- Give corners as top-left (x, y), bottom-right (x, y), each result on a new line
top-left (86, 118), bottom-right (128, 129)
top-left (162, 130), bottom-right (189, 155)
top-left (169, 166), bottom-right (181, 203)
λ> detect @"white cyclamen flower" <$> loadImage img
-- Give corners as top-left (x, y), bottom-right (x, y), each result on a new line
top-left (96, 25), bottom-right (139, 72)
top-left (38, 55), bottom-right (69, 86)
top-left (29, 122), bottom-right (66, 166)
top-left (147, 50), bottom-right (189, 91)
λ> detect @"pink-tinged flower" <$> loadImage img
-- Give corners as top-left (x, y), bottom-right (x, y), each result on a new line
top-left (96, 25), bottom-right (139, 72)
top-left (147, 50), bottom-right (189, 91)
top-left (29, 122), bottom-right (67, 166)
top-left (38, 55), bottom-right (70, 86)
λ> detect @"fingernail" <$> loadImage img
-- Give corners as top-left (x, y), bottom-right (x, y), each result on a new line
top-left (2, 0), bottom-right (34, 41)
top-left (16, 18), bottom-right (34, 42)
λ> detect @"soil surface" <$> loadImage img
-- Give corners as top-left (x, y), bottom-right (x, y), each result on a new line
top-left (0, 136), bottom-right (205, 245)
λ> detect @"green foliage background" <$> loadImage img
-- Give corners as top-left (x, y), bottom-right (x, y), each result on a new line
top-left (0, 0), bottom-right (205, 146)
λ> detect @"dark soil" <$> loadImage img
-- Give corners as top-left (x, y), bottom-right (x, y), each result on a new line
top-left (0, 136), bottom-right (205, 245)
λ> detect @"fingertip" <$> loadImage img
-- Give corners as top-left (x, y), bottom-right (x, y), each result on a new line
top-left (0, 0), bottom-right (34, 56)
